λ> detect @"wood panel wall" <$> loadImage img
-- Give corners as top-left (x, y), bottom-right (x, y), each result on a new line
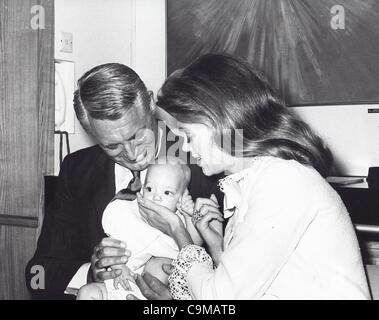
top-left (0, 0), bottom-right (54, 299)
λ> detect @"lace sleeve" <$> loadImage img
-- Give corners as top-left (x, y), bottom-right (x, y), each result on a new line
top-left (168, 244), bottom-right (214, 300)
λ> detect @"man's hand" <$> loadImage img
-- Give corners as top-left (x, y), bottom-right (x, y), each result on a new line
top-left (88, 237), bottom-right (131, 283)
top-left (126, 264), bottom-right (173, 300)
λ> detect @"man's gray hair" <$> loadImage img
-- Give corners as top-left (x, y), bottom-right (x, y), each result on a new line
top-left (73, 63), bottom-right (151, 133)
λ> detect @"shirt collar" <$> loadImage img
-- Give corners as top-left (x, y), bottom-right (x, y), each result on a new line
top-left (218, 174), bottom-right (244, 219)
top-left (218, 157), bottom-right (263, 218)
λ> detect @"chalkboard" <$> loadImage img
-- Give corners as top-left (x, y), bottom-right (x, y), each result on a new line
top-left (167, 0), bottom-right (379, 106)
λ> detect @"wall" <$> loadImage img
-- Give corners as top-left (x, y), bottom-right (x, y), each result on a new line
top-left (132, 0), bottom-right (379, 177)
top-left (294, 105), bottom-right (379, 176)
top-left (54, 0), bottom-right (135, 174)
top-left (133, 0), bottom-right (167, 95)
top-left (55, 0), bottom-right (379, 177)
top-left (54, 0), bottom-right (167, 174)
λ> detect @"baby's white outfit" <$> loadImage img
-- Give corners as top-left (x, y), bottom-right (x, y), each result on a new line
top-left (102, 198), bottom-right (183, 300)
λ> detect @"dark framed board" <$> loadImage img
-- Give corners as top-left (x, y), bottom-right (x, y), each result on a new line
top-left (167, 0), bottom-right (379, 106)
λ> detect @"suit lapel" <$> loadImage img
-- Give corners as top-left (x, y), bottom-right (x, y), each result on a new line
top-left (91, 150), bottom-right (115, 221)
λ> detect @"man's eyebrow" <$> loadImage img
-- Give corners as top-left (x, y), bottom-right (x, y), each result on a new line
top-left (128, 125), bottom-right (149, 140)
top-left (104, 128), bottom-right (145, 147)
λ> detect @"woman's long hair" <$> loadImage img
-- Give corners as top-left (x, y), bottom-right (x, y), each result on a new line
top-left (157, 54), bottom-right (333, 177)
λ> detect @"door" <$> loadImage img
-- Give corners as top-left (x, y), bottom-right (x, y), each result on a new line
top-left (0, 0), bottom-right (54, 299)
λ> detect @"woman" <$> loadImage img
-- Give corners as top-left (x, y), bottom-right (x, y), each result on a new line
top-left (137, 54), bottom-right (370, 299)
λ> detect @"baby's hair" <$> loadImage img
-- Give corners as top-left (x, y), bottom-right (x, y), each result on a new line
top-left (152, 156), bottom-right (191, 190)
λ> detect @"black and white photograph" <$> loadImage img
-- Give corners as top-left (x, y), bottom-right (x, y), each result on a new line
top-left (1, 0), bottom-right (379, 307)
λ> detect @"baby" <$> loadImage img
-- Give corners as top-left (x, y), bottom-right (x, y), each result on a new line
top-left (77, 157), bottom-right (201, 300)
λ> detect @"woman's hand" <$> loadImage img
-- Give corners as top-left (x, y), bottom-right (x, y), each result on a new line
top-left (137, 192), bottom-right (181, 236)
top-left (193, 194), bottom-right (224, 266)
top-left (126, 265), bottom-right (174, 300)
top-left (137, 193), bottom-right (193, 249)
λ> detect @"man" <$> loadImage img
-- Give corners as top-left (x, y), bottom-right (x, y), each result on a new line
top-left (25, 63), bottom-right (223, 299)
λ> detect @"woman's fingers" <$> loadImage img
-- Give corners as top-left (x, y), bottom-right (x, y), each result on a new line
top-left (194, 196), bottom-right (219, 212)
top-left (210, 194), bottom-right (219, 205)
top-left (137, 193), bottom-right (155, 221)
top-left (138, 193), bottom-right (162, 213)
top-left (135, 274), bottom-right (159, 300)
top-left (195, 212), bottom-right (224, 230)
top-left (198, 204), bottom-right (222, 217)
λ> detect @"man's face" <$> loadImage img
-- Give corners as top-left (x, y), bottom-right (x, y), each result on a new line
top-left (88, 105), bottom-right (158, 171)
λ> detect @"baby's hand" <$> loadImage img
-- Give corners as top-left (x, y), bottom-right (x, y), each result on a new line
top-left (177, 189), bottom-right (194, 217)
top-left (111, 264), bottom-right (135, 291)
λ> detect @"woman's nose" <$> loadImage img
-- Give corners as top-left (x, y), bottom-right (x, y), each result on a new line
top-left (182, 140), bottom-right (191, 153)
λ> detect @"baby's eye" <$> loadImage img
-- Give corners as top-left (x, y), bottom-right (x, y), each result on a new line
top-left (145, 186), bottom-right (152, 192)
top-left (164, 190), bottom-right (174, 196)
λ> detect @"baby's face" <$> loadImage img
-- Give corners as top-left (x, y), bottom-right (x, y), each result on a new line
top-left (143, 164), bottom-right (185, 212)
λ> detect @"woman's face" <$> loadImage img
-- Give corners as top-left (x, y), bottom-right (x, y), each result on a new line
top-left (175, 122), bottom-right (235, 176)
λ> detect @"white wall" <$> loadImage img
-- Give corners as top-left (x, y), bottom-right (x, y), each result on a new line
top-left (54, 0), bottom-right (379, 177)
top-left (294, 105), bottom-right (379, 176)
top-left (54, 0), bottom-right (135, 174)
top-left (54, 0), bottom-right (166, 175)
top-left (133, 0), bottom-right (167, 95)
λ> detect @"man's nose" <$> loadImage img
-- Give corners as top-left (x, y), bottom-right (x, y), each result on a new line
top-left (123, 142), bottom-right (137, 160)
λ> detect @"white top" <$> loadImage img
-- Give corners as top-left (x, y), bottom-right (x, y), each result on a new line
top-left (187, 157), bottom-right (370, 300)
top-left (102, 198), bottom-right (184, 300)
top-left (102, 199), bottom-right (181, 271)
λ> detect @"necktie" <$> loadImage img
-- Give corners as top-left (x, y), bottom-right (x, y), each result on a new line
top-left (112, 170), bottom-right (142, 201)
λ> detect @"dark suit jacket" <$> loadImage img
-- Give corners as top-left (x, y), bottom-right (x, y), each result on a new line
top-left (25, 144), bottom-right (224, 299)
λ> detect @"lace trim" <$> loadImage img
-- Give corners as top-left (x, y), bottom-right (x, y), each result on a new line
top-left (217, 156), bottom-right (263, 192)
top-left (168, 244), bottom-right (214, 300)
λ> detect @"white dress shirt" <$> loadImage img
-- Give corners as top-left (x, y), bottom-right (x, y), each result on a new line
top-left (186, 157), bottom-right (370, 300)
